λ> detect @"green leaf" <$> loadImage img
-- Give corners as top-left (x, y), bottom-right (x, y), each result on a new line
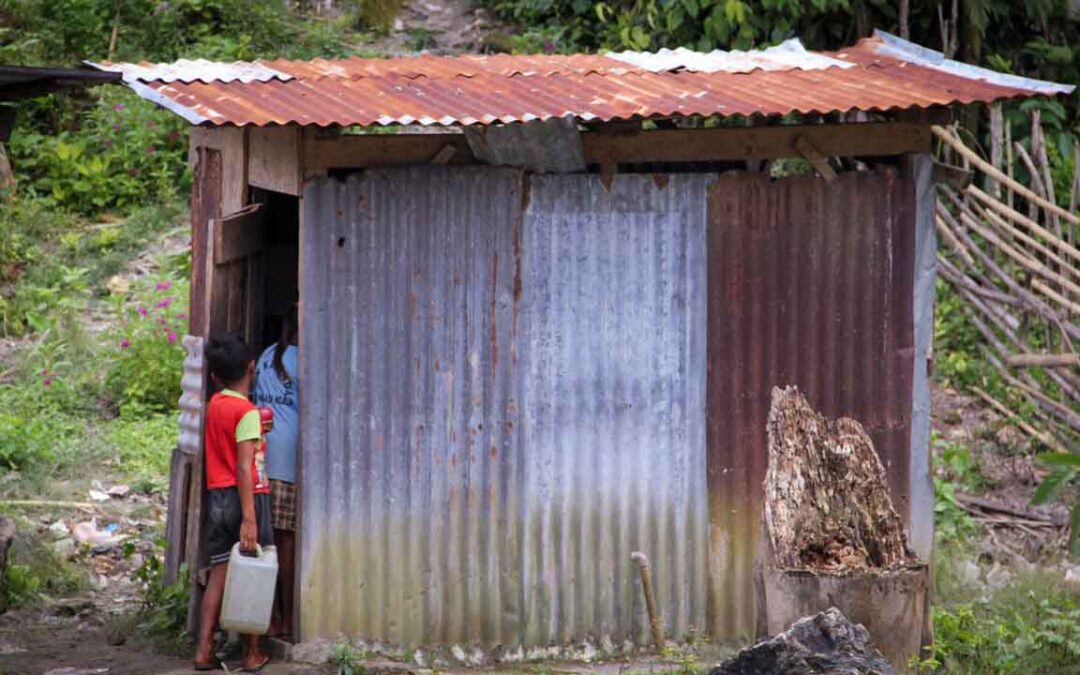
top-left (681, 0), bottom-right (699, 17)
top-left (1039, 452), bottom-right (1080, 467)
top-left (1031, 467), bottom-right (1073, 505)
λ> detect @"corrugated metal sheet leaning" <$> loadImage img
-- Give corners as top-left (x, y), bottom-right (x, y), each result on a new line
top-left (89, 31), bottom-right (1073, 128)
top-left (299, 168), bottom-right (709, 652)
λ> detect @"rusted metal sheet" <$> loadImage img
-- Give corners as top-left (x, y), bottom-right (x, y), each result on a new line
top-left (93, 32), bottom-right (1069, 128)
top-left (298, 168), bottom-right (709, 649)
top-left (706, 168), bottom-right (916, 640)
top-left (299, 167), bottom-right (526, 646)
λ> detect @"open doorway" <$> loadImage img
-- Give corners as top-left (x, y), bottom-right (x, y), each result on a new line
top-left (248, 186), bottom-right (300, 641)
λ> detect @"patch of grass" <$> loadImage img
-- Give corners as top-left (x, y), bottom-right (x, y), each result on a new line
top-left (916, 571), bottom-right (1080, 673)
top-left (131, 543), bottom-right (190, 654)
top-left (2, 523), bottom-right (88, 605)
top-left (331, 641), bottom-right (370, 675)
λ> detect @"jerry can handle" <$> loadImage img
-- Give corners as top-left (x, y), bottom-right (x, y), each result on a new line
top-left (232, 542), bottom-right (263, 558)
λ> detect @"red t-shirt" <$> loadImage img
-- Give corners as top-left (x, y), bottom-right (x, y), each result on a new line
top-left (205, 389), bottom-right (269, 494)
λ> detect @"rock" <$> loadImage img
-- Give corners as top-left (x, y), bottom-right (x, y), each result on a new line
top-left (48, 520), bottom-right (69, 540)
top-left (53, 538), bottom-right (77, 558)
top-left (1064, 567), bottom-right (1080, 590)
top-left (393, 18), bottom-right (405, 31)
top-left (106, 274), bottom-right (130, 295)
top-left (88, 489), bottom-right (110, 502)
top-left (712, 607), bottom-right (894, 675)
top-left (291, 638), bottom-right (335, 664)
top-left (50, 598), bottom-right (97, 617)
top-left (107, 484), bottom-right (131, 498)
top-left (986, 563), bottom-right (1012, 591)
top-left (957, 559), bottom-right (981, 586)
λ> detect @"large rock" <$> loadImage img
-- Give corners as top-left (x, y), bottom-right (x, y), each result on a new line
top-left (712, 607), bottom-right (894, 675)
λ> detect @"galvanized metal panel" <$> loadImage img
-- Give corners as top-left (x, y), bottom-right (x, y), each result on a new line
top-left (300, 167), bottom-right (526, 647)
top-left (706, 169), bottom-right (916, 640)
top-left (607, 39), bottom-right (852, 73)
top-left (299, 168), bottom-right (709, 649)
top-left (95, 31), bottom-right (1066, 128)
top-left (521, 174), bottom-right (710, 646)
top-left (176, 335), bottom-right (205, 457)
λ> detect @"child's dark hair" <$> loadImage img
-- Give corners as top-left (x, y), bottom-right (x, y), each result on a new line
top-left (206, 332), bottom-right (254, 385)
top-left (273, 304), bottom-right (298, 385)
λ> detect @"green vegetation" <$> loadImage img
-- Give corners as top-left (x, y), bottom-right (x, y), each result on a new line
top-left (917, 571), bottom-right (1080, 673)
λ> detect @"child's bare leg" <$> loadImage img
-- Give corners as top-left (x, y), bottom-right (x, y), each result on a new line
top-left (194, 564), bottom-right (228, 665)
top-left (244, 632), bottom-right (268, 670)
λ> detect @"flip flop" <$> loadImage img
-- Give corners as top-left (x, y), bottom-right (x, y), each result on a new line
top-left (192, 658), bottom-right (222, 671)
top-left (242, 654), bottom-right (271, 673)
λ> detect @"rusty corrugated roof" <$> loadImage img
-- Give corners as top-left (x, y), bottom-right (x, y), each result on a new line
top-left (90, 30), bottom-right (1073, 127)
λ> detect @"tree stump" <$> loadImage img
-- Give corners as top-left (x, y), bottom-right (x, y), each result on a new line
top-left (755, 387), bottom-right (928, 671)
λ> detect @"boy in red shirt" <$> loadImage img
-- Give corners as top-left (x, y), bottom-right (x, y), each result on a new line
top-left (194, 333), bottom-right (273, 672)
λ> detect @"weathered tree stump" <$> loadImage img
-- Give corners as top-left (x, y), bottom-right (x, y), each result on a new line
top-left (755, 387), bottom-right (928, 671)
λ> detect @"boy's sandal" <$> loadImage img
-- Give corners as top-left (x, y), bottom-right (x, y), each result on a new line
top-left (242, 654), bottom-right (271, 673)
top-left (192, 658), bottom-right (222, 671)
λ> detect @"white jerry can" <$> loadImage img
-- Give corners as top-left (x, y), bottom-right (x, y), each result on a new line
top-left (220, 543), bottom-right (278, 634)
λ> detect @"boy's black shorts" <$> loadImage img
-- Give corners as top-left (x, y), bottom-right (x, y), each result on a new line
top-left (207, 487), bottom-right (274, 566)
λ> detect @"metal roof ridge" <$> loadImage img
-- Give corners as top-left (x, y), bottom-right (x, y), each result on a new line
top-left (869, 29), bottom-right (1075, 96)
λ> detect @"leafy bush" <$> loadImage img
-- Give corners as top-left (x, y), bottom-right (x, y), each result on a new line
top-left (8, 89), bottom-right (188, 216)
top-left (105, 274), bottom-right (188, 416)
top-left (918, 582), bottom-right (1080, 673)
top-left (2, 563), bottom-right (42, 608)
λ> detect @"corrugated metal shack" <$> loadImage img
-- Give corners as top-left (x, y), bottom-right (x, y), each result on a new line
top-left (95, 30), bottom-right (1071, 653)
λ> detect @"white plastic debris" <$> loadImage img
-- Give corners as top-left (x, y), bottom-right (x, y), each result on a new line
top-left (48, 520), bottom-right (69, 540)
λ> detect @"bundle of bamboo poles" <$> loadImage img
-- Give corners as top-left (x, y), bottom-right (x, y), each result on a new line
top-left (933, 116), bottom-right (1079, 453)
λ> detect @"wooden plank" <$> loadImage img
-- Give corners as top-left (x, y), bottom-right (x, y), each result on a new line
top-left (303, 131), bottom-right (474, 171)
top-left (1006, 353), bottom-right (1080, 368)
top-left (584, 122), bottom-right (933, 165)
top-left (303, 123), bottom-right (932, 171)
top-left (430, 144), bottom-right (457, 165)
top-left (221, 126), bottom-right (248, 215)
top-left (163, 448), bottom-right (192, 584)
top-left (249, 126), bottom-right (302, 195)
top-left (794, 135), bottom-right (837, 183)
top-left (214, 203), bottom-right (264, 265)
top-left (189, 148), bottom-right (222, 338)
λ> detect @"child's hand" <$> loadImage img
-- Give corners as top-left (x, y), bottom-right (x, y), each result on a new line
top-left (240, 518), bottom-right (258, 554)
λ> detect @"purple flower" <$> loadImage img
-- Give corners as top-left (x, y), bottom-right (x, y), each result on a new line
top-left (177, 313), bottom-right (188, 320)
top-left (542, 40), bottom-right (555, 53)
top-left (137, 305), bottom-right (148, 318)
top-left (119, 339), bottom-right (131, 349)
top-left (155, 281), bottom-right (172, 291)
top-left (167, 331), bottom-right (178, 344)
top-left (39, 369), bottom-right (48, 376)
top-left (156, 297), bottom-right (172, 309)
top-left (113, 123), bottom-right (121, 132)
top-left (43, 378), bottom-right (52, 386)
top-left (113, 103), bottom-right (125, 112)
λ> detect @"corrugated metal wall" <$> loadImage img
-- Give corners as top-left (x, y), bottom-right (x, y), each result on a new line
top-left (299, 168), bottom-right (709, 648)
top-left (521, 174), bottom-right (709, 646)
top-left (705, 169), bottom-right (916, 639)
